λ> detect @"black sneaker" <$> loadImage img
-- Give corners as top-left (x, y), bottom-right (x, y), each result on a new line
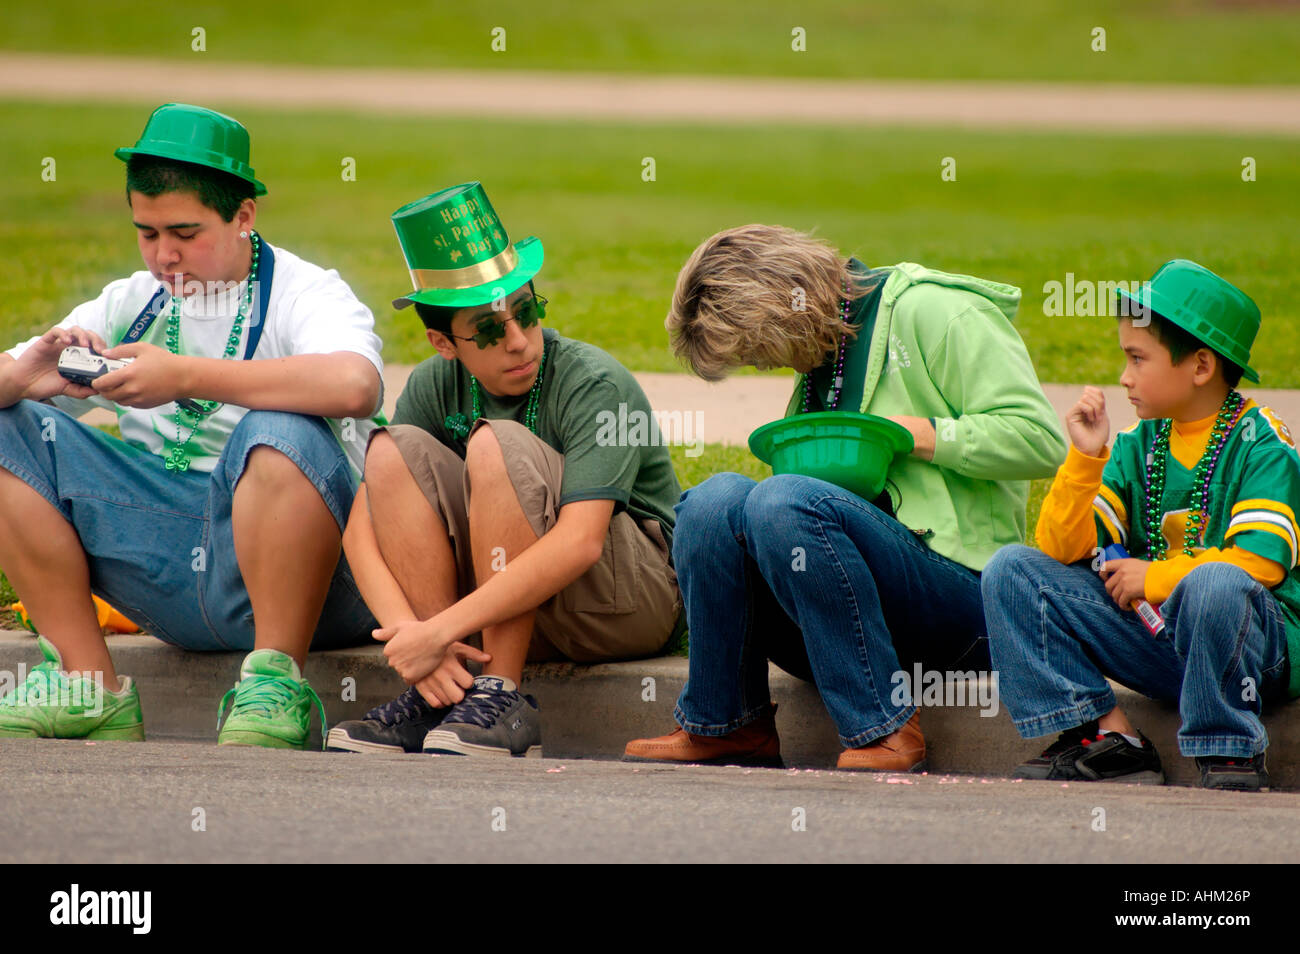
top-left (422, 676), bottom-right (542, 757)
top-left (1014, 721), bottom-right (1165, 784)
top-left (1197, 754), bottom-right (1269, 792)
top-left (1012, 721), bottom-right (1099, 779)
top-left (325, 686), bottom-right (448, 753)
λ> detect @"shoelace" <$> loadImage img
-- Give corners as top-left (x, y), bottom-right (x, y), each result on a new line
top-left (217, 674), bottom-right (328, 748)
top-left (448, 686), bottom-right (518, 729)
top-left (367, 686), bottom-right (434, 726)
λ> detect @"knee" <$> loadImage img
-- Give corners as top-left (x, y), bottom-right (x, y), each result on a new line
top-left (363, 429), bottom-right (409, 485)
top-left (231, 413), bottom-right (337, 490)
top-left (0, 400), bottom-right (53, 444)
top-left (241, 443), bottom-right (310, 490)
top-left (229, 411), bottom-right (334, 466)
top-left (741, 474), bottom-right (826, 540)
top-left (464, 421), bottom-right (511, 482)
top-left (980, 544), bottom-right (1042, 600)
top-left (1169, 562), bottom-right (1257, 631)
top-left (674, 473), bottom-right (755, 542)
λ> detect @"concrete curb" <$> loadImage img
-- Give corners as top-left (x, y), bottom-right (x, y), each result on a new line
top-left (3, 632), bottom-right (1295, 789)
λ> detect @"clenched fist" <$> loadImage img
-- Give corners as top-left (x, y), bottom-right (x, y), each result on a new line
top-left (1067, 386), bottom-right (1110, 458)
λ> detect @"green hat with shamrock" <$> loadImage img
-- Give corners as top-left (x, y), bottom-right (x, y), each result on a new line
top-left (391, 182), bottom-right (544, 310)
top-left (115, 103), bottom-right (267, 195)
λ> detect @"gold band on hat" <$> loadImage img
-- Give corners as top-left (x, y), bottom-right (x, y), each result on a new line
top-left (408, 247), bottom-right (520, 292)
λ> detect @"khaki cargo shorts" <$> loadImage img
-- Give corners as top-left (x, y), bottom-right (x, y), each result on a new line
top-left (379, 420), bottom-right (683, 663)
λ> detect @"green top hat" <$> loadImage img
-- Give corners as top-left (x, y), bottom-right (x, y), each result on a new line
top-left (115, 103), bottom-right (267, 196)
top-left (1116, 259), bottom-right (1260, 383)
top-left (391, 182), bottom-right (543, 310)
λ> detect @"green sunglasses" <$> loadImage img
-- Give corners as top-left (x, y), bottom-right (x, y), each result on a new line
top-left (448, 295), bottom-right (548, 349)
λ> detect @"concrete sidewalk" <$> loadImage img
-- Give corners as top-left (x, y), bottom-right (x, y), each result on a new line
top-left (2, 631), bottom-right (1295, 789)
top-left (77, 365), bottom-right (1300, 448)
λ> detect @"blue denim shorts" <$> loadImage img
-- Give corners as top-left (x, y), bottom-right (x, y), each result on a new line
top-left (0, 400), bottom-right (376, 651)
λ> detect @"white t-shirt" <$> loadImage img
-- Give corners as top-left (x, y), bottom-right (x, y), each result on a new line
top-left (6, 241), bottom-right (383, 476)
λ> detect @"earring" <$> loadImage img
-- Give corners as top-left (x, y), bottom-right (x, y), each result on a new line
top-left (239, 231), bottom-right (249, 239)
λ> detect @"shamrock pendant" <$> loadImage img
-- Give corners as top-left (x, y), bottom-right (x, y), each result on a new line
top-left (445, 413), bottom-right (470, 440)
top-left (165, 448), bottom-right (191, 473)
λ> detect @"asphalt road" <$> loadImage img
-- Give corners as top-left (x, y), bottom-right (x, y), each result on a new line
top-left (2, 739), bottom-right (1296, 864)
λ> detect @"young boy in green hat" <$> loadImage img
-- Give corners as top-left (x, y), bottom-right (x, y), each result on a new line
top-left (983, 260), bottom-right (1300, 791)
top-left (0, 103), bottom-right (384, 747)
top-left (327, 182), bottom-right (684, 756)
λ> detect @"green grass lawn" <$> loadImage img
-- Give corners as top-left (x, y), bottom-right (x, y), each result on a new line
top-left (7, 0), bottom-right (1300, 84)
top-left (3, 100), bottom-right (1298, 386)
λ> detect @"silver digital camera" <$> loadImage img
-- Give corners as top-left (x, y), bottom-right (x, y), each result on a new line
top-left (57, 346), bottom-right (133, 387)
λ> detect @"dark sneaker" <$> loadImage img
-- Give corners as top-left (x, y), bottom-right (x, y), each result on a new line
top-left (422, 676), bottom-right (541, 757)
top-left (1012, 721), bottom-right (1099, 779)
top-left (326, 686), bottom-right (449, 754)
top-left (1015, 721), bottom-right (1164, 784)
top-left (1197, 754), bottom-right (1269, 792)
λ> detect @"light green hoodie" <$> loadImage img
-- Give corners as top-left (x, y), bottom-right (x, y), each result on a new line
top-left (786, 262), bottom-right (1067, 571)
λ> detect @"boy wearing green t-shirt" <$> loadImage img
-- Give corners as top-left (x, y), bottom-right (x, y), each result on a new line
top-left (328, 182), bottom-right (684, 757)
top-left (983, 260), bottom-right (1299, 791)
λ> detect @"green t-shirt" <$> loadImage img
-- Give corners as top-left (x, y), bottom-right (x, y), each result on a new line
top-left (392, 327), bottom-right (682, 544)
top-left (1094, 402), bottom-right (1300, 696)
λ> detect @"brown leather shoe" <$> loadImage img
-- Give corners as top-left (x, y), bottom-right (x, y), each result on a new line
top-left (836, 713), bottom-right (926, 772)
top-left (623, 705), bottom-right (783, 768)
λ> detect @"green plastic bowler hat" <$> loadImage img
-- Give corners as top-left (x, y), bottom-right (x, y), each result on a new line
top-left (1116, 259), bottom-right (1260, 383)
top-left (749, 412), bottom-right (914, 501)
top-left (391, 182), bottom-right (543, 310)
top-left (115, 103), bottom-right (267, 196)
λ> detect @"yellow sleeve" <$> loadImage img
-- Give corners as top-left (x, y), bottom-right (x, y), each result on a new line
top-left (1036, 444), bottom-right (1110, 565)
top-left (1145, 547), bottom-right (1287, 604)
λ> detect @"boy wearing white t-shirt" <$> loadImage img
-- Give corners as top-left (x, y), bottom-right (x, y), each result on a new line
top-left (0, 103), bottom-right (384, 748)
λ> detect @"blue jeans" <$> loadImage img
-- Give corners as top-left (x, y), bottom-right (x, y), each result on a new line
top-left (672, 473), bottom-right (989, 747)
top-left (981, 544), bottom-right (1290, 758)
top-left (0, 400), bottom-right (376, 651)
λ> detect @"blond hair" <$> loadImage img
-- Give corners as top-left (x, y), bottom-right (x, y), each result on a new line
top-left (665, 224), bottom-right (878, 381)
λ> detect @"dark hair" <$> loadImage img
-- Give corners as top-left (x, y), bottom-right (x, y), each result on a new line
top-left (1135, 310), bottom-right (1244, 388)
top-left (125, 155), bottom-right (255, 222)
top-left (413, 281), bottom-right (538, 336)
top-left (413, 301), bottom-right (460, 335)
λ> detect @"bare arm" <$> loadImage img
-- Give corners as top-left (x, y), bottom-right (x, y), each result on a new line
top-left (341, 484), bottom-right (421, 628)
top-left (375, 498), bottom-right (614, 682)
top-left (96, 344), bottom-right (382, 420)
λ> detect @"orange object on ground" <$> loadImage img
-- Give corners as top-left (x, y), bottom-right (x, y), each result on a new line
top-left (8, 596), bottom-right (139, 634)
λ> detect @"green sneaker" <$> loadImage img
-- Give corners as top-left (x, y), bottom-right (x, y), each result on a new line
top-left (0, 636), bottom-right (144, 740)
top-left (216, 649), bottom-right (327, 749)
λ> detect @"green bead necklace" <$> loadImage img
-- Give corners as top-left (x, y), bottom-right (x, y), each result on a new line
top-left (1141, 389), bottom-right (1244, 560)
top-left (444, 348), bottom-right (548, 441)
top-left (163, 232), bottom-right (260, 473)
